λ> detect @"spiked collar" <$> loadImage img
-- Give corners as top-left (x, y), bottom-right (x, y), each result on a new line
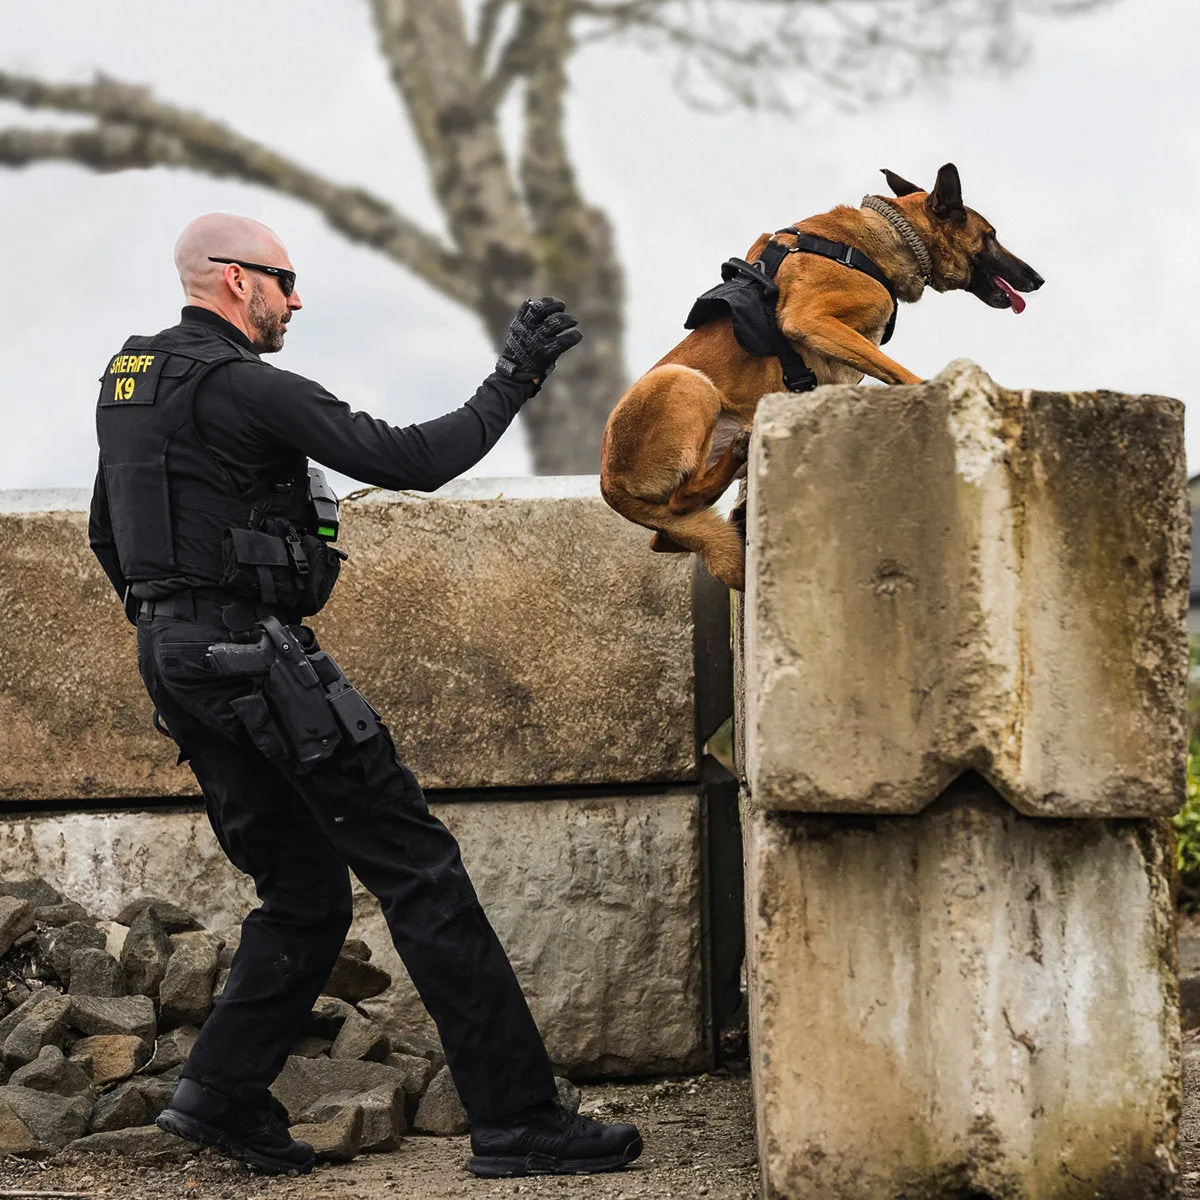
top-left (861, 195), bottom-right (933, 285)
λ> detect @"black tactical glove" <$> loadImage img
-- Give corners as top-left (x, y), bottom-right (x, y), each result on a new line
top-left (495, 296), bottom-right (582, 385)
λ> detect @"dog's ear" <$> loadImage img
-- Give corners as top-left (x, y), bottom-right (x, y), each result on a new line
top-left (881, 168), bottom-right (923, 197)
top-left (926, 163), bottom-right (964, 219)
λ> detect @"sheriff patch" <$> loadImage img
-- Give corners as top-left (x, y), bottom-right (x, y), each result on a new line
top-left (98, 350), bottom-right (166, 407)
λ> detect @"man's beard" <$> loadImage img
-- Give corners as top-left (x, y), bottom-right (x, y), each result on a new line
top-left (248, 281), bottom-right (289, 353)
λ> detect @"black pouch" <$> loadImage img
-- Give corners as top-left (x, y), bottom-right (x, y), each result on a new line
top-left (220, 526), bottom-right (344, 616)
top-left (308, 649), bottom-right (381, 746)
top-left (229, 690), bottom-right (292, 764)
top-left (291, 532), bottom-right (345, 617)
top-left (220, 528), bottom-right (294, 606)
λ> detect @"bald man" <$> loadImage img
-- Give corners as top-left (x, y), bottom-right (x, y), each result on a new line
top-left (88, 214), bottom-right (642, 1179)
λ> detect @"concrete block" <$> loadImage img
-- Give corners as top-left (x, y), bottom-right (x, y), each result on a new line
top-left (0, 478), bottom-right (730, 801)
top-left (0, 790), bottom-right (707, 1076)
top-left (744, 362), bottom-right (1188, 816)
top-left (745, 776), bottom-right (1180, 1200)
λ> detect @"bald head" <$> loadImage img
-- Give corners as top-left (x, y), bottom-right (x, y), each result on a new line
top-left (174, 213), bottom-right (290, 299)
top-left (173, 213), bottom-right (301, 353)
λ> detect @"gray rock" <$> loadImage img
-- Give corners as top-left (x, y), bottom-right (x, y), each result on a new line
top-left (0, 1090), bottom-right (39, 1153)
top-left (37, 921), bottom-right (105, 986)
top-left (8, 1045), bottom-right (92, 1098)
top-left (341, 938), bottom-right (372, 962)
top-left (413, 1066), bottom-right (468, 1135)
top-left (120, 908), bottom-right (172, 999)
top-left (67, 947), bottom-right (127, 997)
top-left (2, 995), bottom-right (72, 1069)
top-left (144, 1025), bottom-right (198, 1074)
top-left (68, 995), bottom-right (156, 1044)
top-left (114, 897), bottom-right (203, 934)
top-left (33, 899), bottom-right (90, 928)
top-left (330, 1010), bottom-right (389, 1063)
top-left (1, 1083), bottom-right (91, 1147)
top-left (291, 1036), bottom-right (332, 1059)
top-left (0, 878), bottom-right (60, 908)
top-left (131, 1076), bottom-right (177, 1119)
top-left (158, 936), bottom-right (218, 1029)
top-left (89, 1081), bottom-right (148, 1133)
top-left (213, 923), bottom-right (241, 970)
top-left (556, 1075), bottom-right (581, 1114)
top-left (67, 1047), bottom-right (92, 1078)
top-left (352, 1082), bottom-right (405, 1152)
top-left (323, 952), bottom-right (391, 1004)
top-left (211, 968), bottom-right (229, 1000)
top-left (169, 928), bottom-right (224, 956)
top-left (303, 1083), bottom-right (403, 1152)
top-left (270, 1055), bottom-right (408, 1124)
top-left (70, 1034), bottom-right (150, 1085)
top-left (0, 896), bottom-right (34, 957)
top-left (0, 984), bottom-right (60, 1046)
top-left (291, 1103), bottom-right (362, 1164)
top-left (304, 995), bottom-right (356, 1040)
top-left (389, 1031), bottom-right (446, 1074)
top-left (382, 1052), bottom-right (433, 1099)
top-left (70, 1123), bottom-right (193, 1160)
top-left (3, 983), bottom-right (31, 1012)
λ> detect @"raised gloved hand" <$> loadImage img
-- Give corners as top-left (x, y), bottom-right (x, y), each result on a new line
top-left (495, 297), bottom-right (582, 385)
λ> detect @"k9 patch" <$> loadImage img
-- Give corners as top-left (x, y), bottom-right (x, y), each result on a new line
top-left (98, 350), bottom-right (166, 406)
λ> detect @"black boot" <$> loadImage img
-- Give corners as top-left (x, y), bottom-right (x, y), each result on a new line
top-left (156, 1078), bottom-right (315, 1175)
top-left (467, 1100), bottom-right (643, 1178)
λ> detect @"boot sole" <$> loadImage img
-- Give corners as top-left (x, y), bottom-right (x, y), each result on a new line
top-left (466, 1134), bottom-right (644, 1178)
top-left (156, 1107), bottom-right (314, 1176)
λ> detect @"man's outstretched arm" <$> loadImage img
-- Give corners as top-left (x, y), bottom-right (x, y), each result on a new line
top-left (244, 298), bottom-right (582, 492)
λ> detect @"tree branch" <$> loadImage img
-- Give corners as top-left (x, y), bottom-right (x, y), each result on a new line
top-left (0, 71), bottom-right (477, 307)
top-left (570, 0), bottom-right (1112, 112)
top-left (368, 0), bottom-right (537, 330)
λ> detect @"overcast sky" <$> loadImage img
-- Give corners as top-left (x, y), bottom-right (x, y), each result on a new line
top-left (1, 0), bottom-right (1196, 494)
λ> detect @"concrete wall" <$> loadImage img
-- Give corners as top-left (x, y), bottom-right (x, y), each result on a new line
top-left (746, 779), bottom-right (1179, 1200)
top-left (743, 360), bottom-right (1189, 818)
top-left (740, 364), bottom-right (1186, 1199)
top-left (0, 791), bottom-right (708, 1076)
top-left (0, 478), bottom-right (726, 801)
top-left (0, 477), bottom-right (737, 1078)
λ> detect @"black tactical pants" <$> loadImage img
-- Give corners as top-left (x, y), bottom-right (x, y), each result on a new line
top-left (136, 611), bottom-right (557, 1123)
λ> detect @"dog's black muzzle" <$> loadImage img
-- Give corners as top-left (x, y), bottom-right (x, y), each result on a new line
top-left (968, 247), bottom-right (1044, 309)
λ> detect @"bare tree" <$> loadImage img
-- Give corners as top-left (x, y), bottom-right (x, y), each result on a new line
top-left (0, 0), bottom-right (1107, 473)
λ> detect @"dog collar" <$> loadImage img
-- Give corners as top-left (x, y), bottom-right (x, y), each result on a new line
top-left (861, 195), bottom-right (933, 285)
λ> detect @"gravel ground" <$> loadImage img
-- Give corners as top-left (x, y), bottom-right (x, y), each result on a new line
top-left (0, 1073), bottom-right (757, 1200)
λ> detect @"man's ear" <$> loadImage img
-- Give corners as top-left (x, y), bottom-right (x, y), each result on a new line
top-left (926, 163), bottom-right (964, 220)
top-left (881, 168), bottom-right (923, 197)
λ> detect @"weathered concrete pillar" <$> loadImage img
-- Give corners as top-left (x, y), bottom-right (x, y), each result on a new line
top-left (739, 361), bottom-right (1188, 1199)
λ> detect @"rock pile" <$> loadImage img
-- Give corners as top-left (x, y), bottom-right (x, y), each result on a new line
top-left (0, 878), bottom-right (578, 1163)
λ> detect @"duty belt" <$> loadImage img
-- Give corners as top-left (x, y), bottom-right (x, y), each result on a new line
top-left (138, 589), bottom-right (295, 630)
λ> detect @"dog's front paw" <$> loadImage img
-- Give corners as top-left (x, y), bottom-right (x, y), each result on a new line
top-left (730, 428), bottom-right (752, 464)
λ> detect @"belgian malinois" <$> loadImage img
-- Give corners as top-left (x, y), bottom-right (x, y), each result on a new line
top-left (599, 163), bottom-right (1044, 590)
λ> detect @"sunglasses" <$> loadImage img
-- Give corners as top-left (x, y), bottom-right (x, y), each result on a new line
top-left (208, 257), bottom-right (296, 298)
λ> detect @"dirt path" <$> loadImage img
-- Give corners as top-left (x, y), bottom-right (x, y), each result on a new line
top-left (0, 1074), bottom-right (757, 1200)
top-left (9, 1032), bottom-right (1200, 1198)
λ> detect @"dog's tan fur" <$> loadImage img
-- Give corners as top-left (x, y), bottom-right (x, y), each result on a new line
top-left (599, 164), bottom-right (1043, 589)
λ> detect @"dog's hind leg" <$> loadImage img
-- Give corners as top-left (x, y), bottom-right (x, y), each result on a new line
top-left (649, 531), bottom-right (690, 553)
top-left (668, 421), bottom-right (749, 514)
top-left (601, 364), bottom-right (748, 587)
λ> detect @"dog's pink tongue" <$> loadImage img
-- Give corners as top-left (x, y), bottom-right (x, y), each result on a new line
top-left (994, 275), bottom-right (1026, 314)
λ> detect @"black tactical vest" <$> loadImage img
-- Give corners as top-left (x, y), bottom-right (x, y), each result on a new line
top-left (95, 320), bottom-right (340, 615)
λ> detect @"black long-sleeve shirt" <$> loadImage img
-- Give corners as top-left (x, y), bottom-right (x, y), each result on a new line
top-left (89, 305), bottom-right (535, 602)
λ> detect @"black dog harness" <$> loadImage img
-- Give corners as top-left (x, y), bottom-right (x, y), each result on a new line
top-left (684, 225), bottom-right (898, 392)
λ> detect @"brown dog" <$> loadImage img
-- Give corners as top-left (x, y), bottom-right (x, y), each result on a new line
top-left (599, 163), bottom-right (1043, 590)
